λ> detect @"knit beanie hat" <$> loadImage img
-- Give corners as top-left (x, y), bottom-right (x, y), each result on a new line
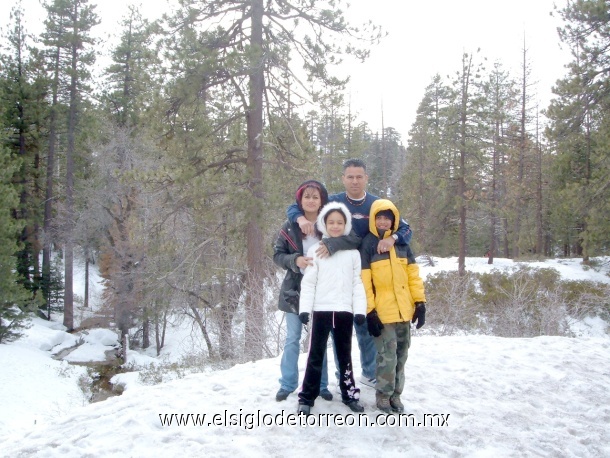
top-left (295, 180), bottom-right (329, 212)
top-left (376, 209), bottom-right (395, 225)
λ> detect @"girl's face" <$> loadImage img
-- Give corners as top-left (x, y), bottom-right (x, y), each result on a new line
top-left (325, 210), bottom-right (346, 237)
top-left (301, 187), bottom-right (322, 214)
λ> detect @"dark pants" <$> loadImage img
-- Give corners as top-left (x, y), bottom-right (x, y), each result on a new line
top-left (299, 311), bottom-right (360, 406)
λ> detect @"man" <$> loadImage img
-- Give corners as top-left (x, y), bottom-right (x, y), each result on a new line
top-left (287, 158), bottom-right (413, 387)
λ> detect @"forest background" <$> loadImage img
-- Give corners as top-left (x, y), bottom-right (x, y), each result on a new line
top-left (1, 0), bottom-right (609, 364)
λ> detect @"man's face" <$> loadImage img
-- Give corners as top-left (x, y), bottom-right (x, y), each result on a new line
top-left (342, 166), bottom-right (368, 199)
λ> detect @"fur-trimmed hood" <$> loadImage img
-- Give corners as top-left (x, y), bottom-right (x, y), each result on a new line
top-left (316, 202), bottom-right (352, 238)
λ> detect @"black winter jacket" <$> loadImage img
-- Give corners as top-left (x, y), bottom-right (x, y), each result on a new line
top-left (273, 220), bottom-right (306, 314)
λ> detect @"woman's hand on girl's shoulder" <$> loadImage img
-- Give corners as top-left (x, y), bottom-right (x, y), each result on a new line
top-left (315, 243), bottom-right (330, 258)
top-left (296, 256), bottom-right (314, 269)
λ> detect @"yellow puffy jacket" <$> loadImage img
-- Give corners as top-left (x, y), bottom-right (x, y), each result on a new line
top-left (360, 199), bottom-right (426, 324)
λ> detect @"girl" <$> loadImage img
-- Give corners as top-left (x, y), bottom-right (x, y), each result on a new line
top-left (297, 202), bottom-right (367, 415)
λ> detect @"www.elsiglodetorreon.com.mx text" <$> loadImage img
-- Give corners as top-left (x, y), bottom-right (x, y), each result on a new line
top-left (158, 410), bottom-right (450, 429)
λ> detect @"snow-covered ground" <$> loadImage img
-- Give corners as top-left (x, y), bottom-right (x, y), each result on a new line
top-left (1, 257), bottom-right (609, 457)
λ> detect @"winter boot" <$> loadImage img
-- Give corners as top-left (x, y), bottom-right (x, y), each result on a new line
top-left (297, 403), bottom-right (311, 416)
top-left (376, 391), bottom-right (392, 414)
top-left (344, 399), bottom-right (364, 413)
top-left (276, 388), bottom-right (291, 402)
top-left (389, 394), bottom-right (404, 413)
top-left (319, 389), bottom-right (333, 401)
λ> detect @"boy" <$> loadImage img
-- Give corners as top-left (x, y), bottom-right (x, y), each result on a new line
top-left (359, 199), bottom-right (426, 413)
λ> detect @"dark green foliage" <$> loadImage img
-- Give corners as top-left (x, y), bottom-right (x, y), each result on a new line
top-left (0, 5), bottom-right (48, 301)
top-left (0, 142), bottom-right (32, 343)
top-left (546, 0), bottom-right (610, 258)
top-left (39, 253), bottom-right (65, 317)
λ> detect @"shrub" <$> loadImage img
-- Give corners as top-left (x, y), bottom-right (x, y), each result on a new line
top-left (424, 271), bottom-right (480, 335)
top-left (424, 266), bottom-right (610, 337)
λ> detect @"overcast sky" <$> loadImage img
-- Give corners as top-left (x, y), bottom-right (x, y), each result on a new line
top-left (345, 0), bottom-right (571, 136)
top-left (2, 0), bottom-right (571, 141)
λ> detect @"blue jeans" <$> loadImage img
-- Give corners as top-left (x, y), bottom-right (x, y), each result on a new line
top-left (279, 312), bottom-right (329, 392)
top-left (355, 319), bottom-right (377, 379)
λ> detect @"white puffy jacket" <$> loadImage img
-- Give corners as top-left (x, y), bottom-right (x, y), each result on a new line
top-left (299, 202), bottom-right (367, 316)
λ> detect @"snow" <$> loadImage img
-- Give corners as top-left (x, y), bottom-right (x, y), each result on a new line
top-left (1, 257), bottom-right (609, 457)
top-left (417, 256), bottom-right (610, 285)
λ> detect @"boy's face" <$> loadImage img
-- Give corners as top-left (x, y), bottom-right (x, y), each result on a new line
top-left (375, 214), bottom-right (393, 232)
top-left (325, 210), bottom-right (346, 237)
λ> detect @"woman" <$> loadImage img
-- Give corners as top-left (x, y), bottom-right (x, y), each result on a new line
top-left (273, 180), bottom-right (334, 402)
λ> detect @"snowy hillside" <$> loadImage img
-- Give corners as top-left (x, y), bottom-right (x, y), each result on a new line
top-left (0, 257), bottom-right (609, 457)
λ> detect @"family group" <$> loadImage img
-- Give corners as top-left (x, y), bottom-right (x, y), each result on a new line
top-left (273, 159), bottom-right (427, 415)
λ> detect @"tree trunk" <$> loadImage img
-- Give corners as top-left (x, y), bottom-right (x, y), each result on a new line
top-left (535, 123), bottom-right (544, 256)
top-left (187, 302), bottom-right (215, 358)
top-left (43, 42), bottom-right (61, 319)
top-left (142, 313), bottom-right (150, 349)
top-left (243, 0), bottom-right (266, 361)
top-left (63, 12), bottom-right (79, 331)
top-left (155, 307), bottom-right (168, 357)
top-left (84, 253), bottom-right (89, 307)
top-left (457, 54), bottom-right (472, 277)
top-left (489, 143), bottom-right (497, 266)
top-left (513, 44), bottom-right (528, 260)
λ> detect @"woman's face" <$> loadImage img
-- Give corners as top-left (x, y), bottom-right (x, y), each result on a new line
top-left (301, 187), bottom-right (322, 214)
top-left (325, 210), bottom-right (346, 237)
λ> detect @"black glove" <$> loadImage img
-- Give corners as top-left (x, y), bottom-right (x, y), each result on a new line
top-left (299, 312), bottom-right (310, 325)
top-left (354, 314), bottom-right (366, 326)
top-left (412, 302), bottom-right (426, 329)
top-left (366, 311), bottom-right (384, 337)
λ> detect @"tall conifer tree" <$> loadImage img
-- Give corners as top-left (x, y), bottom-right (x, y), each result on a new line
top-left (40, 0), bottom-right (99, 330)
top-left (162, 0), bottom-right (381, 360)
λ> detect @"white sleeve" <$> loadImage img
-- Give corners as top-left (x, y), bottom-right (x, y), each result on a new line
top-left (351, 252), bottom-right (367, 316)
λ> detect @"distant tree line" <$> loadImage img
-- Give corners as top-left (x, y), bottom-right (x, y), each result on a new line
top-left (401, 1), bottom-right (610, 275)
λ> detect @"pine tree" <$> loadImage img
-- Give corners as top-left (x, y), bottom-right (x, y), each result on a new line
top-left (0, 140), bottom-right (31, 343)
top-left (403, 75), bottom-right (453, 256)
top-left (40, 0), bottom-right (67, 316)
top-left (0, 4), bottom-right (47, 302)
top-left (480, 62), bottom-right (518, 263)
top-left (546, 0), bottom-right (610, 259)
top-left (449, 52), bottom-right (486, 275)
top-left (161, 0), bottom-right (382, 360)
top-left (40, 0), bottom-right (99, 330)
top-left (91, 6), bottom-right (160, 355)
top-left (103, 5), bottom-right (159, 128)
top-left (508, 40), bottom-right (538, 259)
